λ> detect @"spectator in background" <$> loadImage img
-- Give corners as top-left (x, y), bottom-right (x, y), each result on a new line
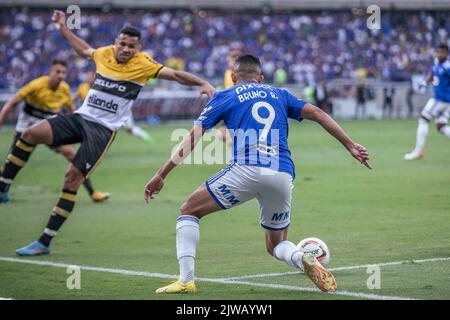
top-left (314, 80), bottom-right (333, 115)
top-left (303, 82), bottom-right (315, 103)
top-left (216, 49), bottom-right (241, 145)
top-left (406, 85), bottom-right (415, 118)
top-left (223, 50), bottom-right (241, 89)
top-left (354, 83), bottom-right (367, 119)
top-left (0, 8), bottom-right (449, 89)
top-left (73, 70), bottom-right (95, 107)
top-left (274, 63), bottom-right (287, 86)
top-left (383, 85), bottom-right (395, 119)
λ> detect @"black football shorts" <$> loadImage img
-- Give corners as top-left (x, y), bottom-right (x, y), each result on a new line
top-left (47, 114), bottom-right (116, 177)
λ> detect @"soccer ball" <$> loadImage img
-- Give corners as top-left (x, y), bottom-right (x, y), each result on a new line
top-left (297, 237), bottom-right (330, 267)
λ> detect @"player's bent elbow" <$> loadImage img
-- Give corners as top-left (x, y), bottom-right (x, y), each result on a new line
top-left (77, 48), bottom-right (94, 60)
top-left (313, 107), bottom-right (328, 123)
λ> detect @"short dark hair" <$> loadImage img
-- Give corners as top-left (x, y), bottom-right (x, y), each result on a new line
top-left (438, 43), bottom-right (449, 52)
top-left (234, 54), bottom-right (262, 76)
top-left (51, 58), bottom-right (68, 68)
top-left (119, 25), bottom-right (141, 41)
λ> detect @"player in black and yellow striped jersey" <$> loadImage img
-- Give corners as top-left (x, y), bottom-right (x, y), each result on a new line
top-left (74, 70), bottom-right (154, 144)
top-left (0, 59), bottom-right (109, 203)
top-left (2, 10), bottom-right (215, 256)
top-left (223, 50), bottom-right (241, 90)
top-left (73, 71), bottom-right (94, 104)
top-left (217, 50), bottom-right (241, 145)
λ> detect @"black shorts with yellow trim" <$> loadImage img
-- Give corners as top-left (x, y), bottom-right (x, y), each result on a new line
top-left (47, 114), bottom-right (116, 178)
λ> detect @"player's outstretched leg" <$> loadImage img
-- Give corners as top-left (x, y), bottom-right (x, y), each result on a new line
top-left (155, 185), bottom-right (221, 294)
top-left (16, 164), bottom-right (84, 256)
top-left (56, 145), bottom-right (110, 203)
top-left (271, 232), bottom-right (336, 292)
top-left (127, 126), bottom-right (154, 144)
top-left (404, 117), bottom-right (429, 160)
top-left (0, 122), bottom-right (53, 204)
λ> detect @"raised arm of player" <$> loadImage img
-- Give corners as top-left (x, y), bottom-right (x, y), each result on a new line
top-left (144, 125), bottom-right (206, 202)
top-left (52, 10), bottom-right (95, 59)
top-left (301, 103), bottom-right (372, 169)
top-left (158, 67), bottom-right (216, 98)
top-left (0, 94), bottom-right (23, 129)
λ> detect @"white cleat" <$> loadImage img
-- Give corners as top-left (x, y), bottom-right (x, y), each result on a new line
top-left (404, 151), bottom-right (425, 160)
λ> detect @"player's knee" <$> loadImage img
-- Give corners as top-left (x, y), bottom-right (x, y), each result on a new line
top-left (420, 115), bottom-right (430, 123)
top-left (63, 167), bottom-right (84, 190)
top-left (265, 229), bottom-right (288, 256)
top-left (60, 147), bottom-right (75, 160)
top-left (436, 123), bottom-right (445, 132)
top-left (179, 200), bottom-right (201, 218)
top-left (180, 200), bottom-right (194, 215)
top-left (265, 242), bottom-right (275, 255)
top-left (21, 128), bottom-right (37, 145)
top-left (266, 237), bottom-right (283, 256)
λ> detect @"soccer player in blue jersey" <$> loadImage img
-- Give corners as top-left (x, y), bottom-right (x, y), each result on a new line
top-left (405, 43), bottom-right (450, 160)
top-left (144, 55), bottom-right (371, 294)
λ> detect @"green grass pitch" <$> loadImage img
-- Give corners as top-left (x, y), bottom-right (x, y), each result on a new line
top-left (0, 119), bottom-right (449, 300)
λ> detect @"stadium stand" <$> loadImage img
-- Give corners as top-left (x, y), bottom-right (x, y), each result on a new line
top-left (0, 8), bottom-right (449, 90)
top-left (0, 4), bottom-right (449, 121)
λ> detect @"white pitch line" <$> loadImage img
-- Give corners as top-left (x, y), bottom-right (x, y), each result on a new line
top-left (0, 297), bottom-right (14, 300)
top-left (0, 257), bottom-right (176, 280)
top-left (195, 278), bottom-right (416, 300)
top-left (0, 256), bottom-right (415, 300)
top-left (216, 256), bottom-right (450, 281)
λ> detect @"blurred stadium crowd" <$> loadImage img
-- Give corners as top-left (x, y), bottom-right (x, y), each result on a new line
top-left (0, 7), bottom-right (449, 91)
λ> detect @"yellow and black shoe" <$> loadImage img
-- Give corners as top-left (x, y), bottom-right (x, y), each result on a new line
top-left (91, 191), bottom-right (110, 203)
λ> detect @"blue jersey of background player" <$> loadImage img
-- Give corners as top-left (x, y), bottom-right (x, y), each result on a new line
top-left (432, 55), bottom-right (450, 103)
top-left (195, 81), bottom-right (306, 178)
top-left (405, 43), bottom-right (450, 161)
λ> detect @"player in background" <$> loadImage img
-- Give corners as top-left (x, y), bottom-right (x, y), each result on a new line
top-left (144, 54), bottom-right (371, 294)
top-left (216, 50), bottom-right (241, 145)
top-left (74, 70), bottom-right (154, 145)
top-left (404, 44), bottom-right (450, 160)
top-left (0, 10), bottom-right (214, 256)
top-left (0, 59), bottom-right (109, 203)
top-left (73, 70), bottom-right (95, 105)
